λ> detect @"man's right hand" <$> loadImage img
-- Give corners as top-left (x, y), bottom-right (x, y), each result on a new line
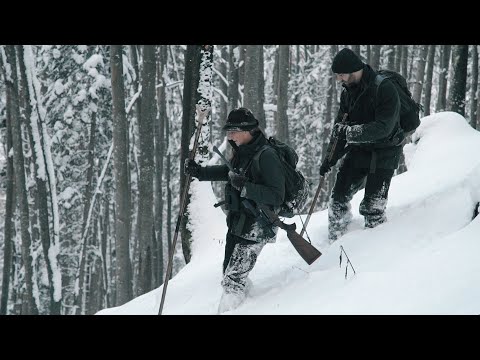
top-left (184, 159), bottom-right (200, 178)
top-left (319, 160), bottom-right (331, 177)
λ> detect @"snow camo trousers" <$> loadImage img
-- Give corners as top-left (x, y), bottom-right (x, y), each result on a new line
top-left (221, 233), bottom-right (265, 295)
top-left (328, 164), bottom-right (394, 242)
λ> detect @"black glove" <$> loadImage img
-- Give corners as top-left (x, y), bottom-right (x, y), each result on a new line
top-left (319, 160), bottom-right (331, 177)
top-left (332, 122), bottom-right (349, 140)
top-left (184, 159), bottom-right (200, 178)
top-left (229, 171), bottom-right (248, 191)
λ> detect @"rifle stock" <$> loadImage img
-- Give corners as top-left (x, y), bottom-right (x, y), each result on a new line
top-left (286, 230), bottom-right (322, 265)
top-left (258, 204), bottom-right (322, 265)
top-left (213, 144), bottom-right (322, 265)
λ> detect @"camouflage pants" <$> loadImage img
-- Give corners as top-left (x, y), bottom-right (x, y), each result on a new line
top-left (221, 233), bottom-right (264, 295)
top-left (328, 164), bottom-right (394, 242)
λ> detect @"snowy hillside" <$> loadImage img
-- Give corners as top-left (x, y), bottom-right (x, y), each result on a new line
top-left (97, 111), bottom-right (480, 315)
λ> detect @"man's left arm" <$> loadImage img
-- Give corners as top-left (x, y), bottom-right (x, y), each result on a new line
top-left (242, 149), bottom-right (285, 206)
top-left (346, 81), bottom-right (400, 144)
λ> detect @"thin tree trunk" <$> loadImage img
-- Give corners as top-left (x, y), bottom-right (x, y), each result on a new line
top-left (227, 45), bottom-right (239, 114)
top-left (101, 197), bottom-right (110, 308)
top-left (110, 45), bottom-right (133, 306)
top-left (436, 45), bottom-right (451, 112)
top-left (257, 46), bottom-right (266, 129)
top-left (219, 45), bottom-right (229, 133)
top-left (448, 45), bottom-right (469, 116)
top-left (272, 46), bottom-right (279, 130)
top-left (0, 64), bottom-right (15, 314)
top-left (401, 45), bottom-right (409, 79)
top-left (137, 45), bottom-right (156, 295)
top-left (470, 45), bottom-right (478, 128)
top-left (387, 45), bottom-right (395, 70)
top-left (423, 45), bottom-right (436, 116)
top-left (244, 45), bottom-right (264, 126)
top-left (370, 45), bottom-right (381, 70)
top-left (180, 45), bottom-right (202, 264)
top-left (276, 45), bottom-right (289, 143)
top-left (154, 45), bottom-right (167, 287)
top-left (366, 45), bottom-right (371, 64)
top-left (166, 112), bottom-right (172, 279)
top-left (412, 45), bottom-right (428, 104)
top-left (4, 45), bottom-right (37, 315)
top-left (238, 45), bottom-right (246, 92)
top-left (394, 45), bottom-right (402, 73)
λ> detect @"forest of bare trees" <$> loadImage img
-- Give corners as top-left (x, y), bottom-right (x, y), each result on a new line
top-left (0, 44), bottom-right (478, 314)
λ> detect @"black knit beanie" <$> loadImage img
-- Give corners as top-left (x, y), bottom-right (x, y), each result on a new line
top-left (223, 107), bottom-right (259, 132)
top-left (331, 48), bottom-right (364, 74)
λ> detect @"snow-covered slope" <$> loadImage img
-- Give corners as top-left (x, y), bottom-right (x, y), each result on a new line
top-left (97, 111), bottom-right (480, 315)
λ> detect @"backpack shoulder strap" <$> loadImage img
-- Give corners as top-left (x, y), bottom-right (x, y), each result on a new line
top-left (251, 144), bottom-right (271, 174)
top-left (374, 74), bottom-right (386, 98)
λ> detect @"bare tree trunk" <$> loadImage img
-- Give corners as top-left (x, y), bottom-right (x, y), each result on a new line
top-left (165, 112), bottom-right (172, 279)
top-left (0, 66), bottom-right (15, 314)
top-left (276, 45), bottom-right (289, 143)
top-left (272, 46), bottom-right (279, 128)
top-left (244, 45), bottom-right (264, 127)
top-left (101, 197), bottom-right (110, 308)
top-left (228, 45), bottom-right (239, 113)
top-left (154, 45), bottom-right (167, 287)
top-left (320, 45), bottom-right (339, 207)
top-left (470, 45), bottom-right (478, 128)
top-left (448, 45), bottom-right (469, 116)
top-left (436, 45), bottom-right (451, 112)
top-left (394, 45), bottom-right (402, 73)
top-left (219, 45), bottom-right (229, 134)
top-left (137, 45), bottom-right (156, 295)
top-left (370, 45), bottom-right (381, 70)
top-left (257, 46), bottom-right (266, 129)
top-left (387, 45), bottom-right (395, 70)
top-left (86, 209), bottom-right (102, 314)
top-left (4, 45), bottom-right (37, 315)
top-left (366, 45), bottom-right (371, 64)
top-left (401, 45), bottom-right (409, 79)
top-left (16, 45), bottom-right (61, 314)
top-left (238, 45), bottom-right (246, 94)
top-left (110, 45), bottom-right (133, 306)
top-left (412, 45), bottom-right (428, 104)
top-left (423, 45), bottom-right (436, 116)
top-left (295, 45), bottom-right (300, 74)
top-left (180, 45), bottom-right (202, 264)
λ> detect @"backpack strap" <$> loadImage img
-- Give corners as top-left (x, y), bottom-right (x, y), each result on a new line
top-left (251, 144), bottom-right (271, 176)
top-left (374, 74), bottom-right (386, 100)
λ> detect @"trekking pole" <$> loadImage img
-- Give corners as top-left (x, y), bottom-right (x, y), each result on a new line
top-left (299, 113), bottom-right (348, 237)
top-left (158, 105), bottom-right (210, 315)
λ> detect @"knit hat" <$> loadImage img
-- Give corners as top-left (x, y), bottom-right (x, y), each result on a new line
top-left (223, 107), bottom-right (259, 132)
top-left (331, 48), bottom-right (364, 74)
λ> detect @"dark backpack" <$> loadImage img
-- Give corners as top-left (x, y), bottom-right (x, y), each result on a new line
top-left (252, 137), bottom-right (309, 218)
top-left (375, 70), bottom-right (423, 135)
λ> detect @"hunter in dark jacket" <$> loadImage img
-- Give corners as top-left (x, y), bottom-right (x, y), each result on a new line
top-left (320, 48), bottom-right (404, 243)
top-left (185, 107), bottom-right (285, 313)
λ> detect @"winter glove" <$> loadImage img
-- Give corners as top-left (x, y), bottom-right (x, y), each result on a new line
top-left (319, 159), bottom-right (331, 177)
top-left (332, 122), bottom-right (349, 140)
top-left (184, 159), bottom-right (200, 178)
top-left (228, 171), bottom-right (248, 191)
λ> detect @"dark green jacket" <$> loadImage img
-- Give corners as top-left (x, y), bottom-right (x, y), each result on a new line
top-left (196, 131), bottom-right (285, 243)
top-left (336, 64), bottom-right (404, 170)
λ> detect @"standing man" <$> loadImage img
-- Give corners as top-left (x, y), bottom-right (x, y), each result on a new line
top-left (320, 48), bottom-right (404, 243)
top-left (184, 107), bottom-right (285, 313)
